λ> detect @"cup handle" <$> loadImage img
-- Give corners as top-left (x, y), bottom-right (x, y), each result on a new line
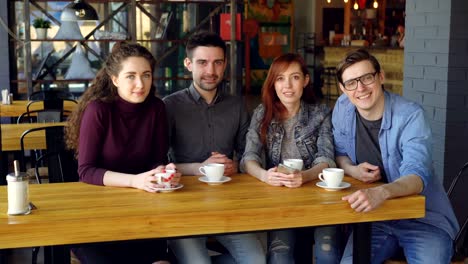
top-left (199, 167), bottom-right (206, 176)
top-left (318, 173), bottom-right (325, 182)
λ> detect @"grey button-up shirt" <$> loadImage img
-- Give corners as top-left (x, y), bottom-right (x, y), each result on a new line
top-left (163, 84), bottom-right (250, 163)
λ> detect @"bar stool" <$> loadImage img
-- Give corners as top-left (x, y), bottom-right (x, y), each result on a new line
top-left (321, 67), bottom-right (341, 105)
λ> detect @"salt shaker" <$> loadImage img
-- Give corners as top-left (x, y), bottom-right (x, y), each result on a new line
top-left (6, 160), bottom-right (30, 215)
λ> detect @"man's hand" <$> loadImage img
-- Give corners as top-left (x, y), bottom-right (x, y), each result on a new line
top-left (203, 152), bottom-right (238, 176)
top-left (342, 187), bottom-right (386, 212)
top-left (354, 162), bottom-right (382, 183)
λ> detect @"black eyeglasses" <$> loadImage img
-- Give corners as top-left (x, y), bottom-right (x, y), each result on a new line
top-left (342, 72), bottom-right (379, 91)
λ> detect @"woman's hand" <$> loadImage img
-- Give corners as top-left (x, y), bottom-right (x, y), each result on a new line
top-left (262, 167), bottom-right (289, 187)
top-left (279, 171), bottom-right (304, 188)
top-left (131, 168), bottom-right (161, 193)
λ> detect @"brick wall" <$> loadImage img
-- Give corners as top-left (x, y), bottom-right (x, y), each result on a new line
top-left (404, 0), bottom-right (468, 187)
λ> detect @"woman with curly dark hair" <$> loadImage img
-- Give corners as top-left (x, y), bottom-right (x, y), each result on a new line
top-left (66, 42), bottom-right (178, 264)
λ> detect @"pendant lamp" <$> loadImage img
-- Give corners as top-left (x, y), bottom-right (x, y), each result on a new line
top-left (61, 0), bottom-right (99, 21)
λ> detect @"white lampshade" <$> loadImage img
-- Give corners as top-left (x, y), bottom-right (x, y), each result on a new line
top-left (61, 0), bottom-right (98, 22)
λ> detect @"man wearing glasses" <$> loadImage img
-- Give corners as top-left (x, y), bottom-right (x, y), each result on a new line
top-left (332, 49), bottom-right (458, 263)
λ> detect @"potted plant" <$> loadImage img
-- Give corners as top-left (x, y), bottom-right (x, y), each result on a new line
top-left (32, 18), bottom-right (51, 39)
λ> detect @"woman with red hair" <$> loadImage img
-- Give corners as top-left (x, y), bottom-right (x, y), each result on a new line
top-left (241, 53), bottom-right (342, 263)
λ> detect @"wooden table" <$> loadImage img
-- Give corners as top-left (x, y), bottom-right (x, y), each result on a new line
top-left (0, 100), bottom-right (77, 118)
top-left (0, 175), bottom-right (425, 263)
top-left (1, 122), bottom-right (66, 152)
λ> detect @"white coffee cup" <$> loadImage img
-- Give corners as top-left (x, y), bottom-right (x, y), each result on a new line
top-left (155, 172), bottom-right (172, 188)
top-left (165, 169), bottom-right (176, 177)
top-left (318, 168), bottom-right (344, 188)
top-left (199, 163), bottom-right (225, 182)
top-left (283, 159), bottom-right (304, 171)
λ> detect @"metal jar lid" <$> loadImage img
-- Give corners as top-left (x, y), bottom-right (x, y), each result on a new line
top-left (6, 172), bottom-right (28, 182)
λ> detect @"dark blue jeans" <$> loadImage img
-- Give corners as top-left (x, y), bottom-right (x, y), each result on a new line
top-left (340, 220), bottom-right (453, 264)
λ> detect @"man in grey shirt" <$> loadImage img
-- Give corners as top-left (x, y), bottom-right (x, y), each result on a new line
top-left (163, 31), bottom-right (265, 264)
top-left (164, 32), bottom-right (249, 176)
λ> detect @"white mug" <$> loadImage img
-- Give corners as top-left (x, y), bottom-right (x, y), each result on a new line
top-left (199, 163), bottom-right (224, 181)
top-left (318, 168), bottom-right (344, 188)
top-left (283, 159), bottom-right (304, 171)
top-left (155, 172), bottom-right (172, 188)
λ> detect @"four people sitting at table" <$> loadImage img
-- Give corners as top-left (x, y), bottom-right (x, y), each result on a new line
top-left (62, 31), bottom-right (458, 263)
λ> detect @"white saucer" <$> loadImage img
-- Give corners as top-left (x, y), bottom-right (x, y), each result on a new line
top-left (316, 181), bottom-right (351, 191)
top-left (198, 176), bottom-right (232, 185)
top-left (154, 184), bottom-right (184, 193)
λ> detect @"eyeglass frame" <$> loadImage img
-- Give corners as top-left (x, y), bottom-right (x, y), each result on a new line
top-left (341, 71), bottom-right (380, 91)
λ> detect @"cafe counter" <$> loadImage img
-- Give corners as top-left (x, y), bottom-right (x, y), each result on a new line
top-left (323, 46), bottom-right (404, 95)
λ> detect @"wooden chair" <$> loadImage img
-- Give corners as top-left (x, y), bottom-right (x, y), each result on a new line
top-left (385, 162), bottom-right (468, 264)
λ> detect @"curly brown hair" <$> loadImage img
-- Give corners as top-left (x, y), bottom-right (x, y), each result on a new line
top-left (65, 42), bottom-right (156, 155)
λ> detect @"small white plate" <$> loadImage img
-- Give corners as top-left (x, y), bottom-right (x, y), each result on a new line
top-left (154, 184), bottom-right (184, 193)
top-left (198, 176), bottom-right (232, 185)
top-left (316, 181), bottom-right (351, 191)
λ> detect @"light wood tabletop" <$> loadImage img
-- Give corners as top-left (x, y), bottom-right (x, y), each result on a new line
top-left (0, 174), bottom-right (425, 250)
top-left (1, 122), bottom-right (66, 151)
top-left (0, 100), bottom-right (77, 118)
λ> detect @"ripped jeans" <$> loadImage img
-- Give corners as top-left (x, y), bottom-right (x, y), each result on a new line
top-left (267, 226), bottom-right (342, 264)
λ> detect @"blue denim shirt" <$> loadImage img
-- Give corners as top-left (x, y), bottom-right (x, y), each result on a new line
top-left (332, 91), bottom-right (459, 240)
top-left (241, 101), bottom-right (336, 171)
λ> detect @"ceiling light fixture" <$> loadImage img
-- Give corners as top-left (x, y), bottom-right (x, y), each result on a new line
top-left (353, 1), bottom-right (359, 10)
top-left (344, 0), bottom-right (349, 3)
top-left (327, 0), bottom-right (331, 3)
top-left (373, 0), bottom-right (379, 8)
top-left (60, 0), bottom-right (99, 21)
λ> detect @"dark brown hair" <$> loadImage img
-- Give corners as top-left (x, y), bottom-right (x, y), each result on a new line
top-left (185, 30), bottom-right (227, 59)
top-left (336, 48), bottom-right (381, 84)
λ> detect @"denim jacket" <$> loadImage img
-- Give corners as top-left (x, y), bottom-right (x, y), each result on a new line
top-left (332, 90), bottom-right (459, 240)
top-left (241, 101), bottom-right (336, 171)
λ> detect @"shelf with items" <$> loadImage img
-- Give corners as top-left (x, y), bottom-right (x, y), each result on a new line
top-left (10, 0), bottom-right (241, 98)
top-left (244, 0), bottom-right (294, 94)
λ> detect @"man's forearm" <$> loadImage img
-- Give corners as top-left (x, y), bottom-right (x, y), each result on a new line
top-left (378, 174), bottom-right (424, 200)
top-left (336, 156), bottom-right (358, 177)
